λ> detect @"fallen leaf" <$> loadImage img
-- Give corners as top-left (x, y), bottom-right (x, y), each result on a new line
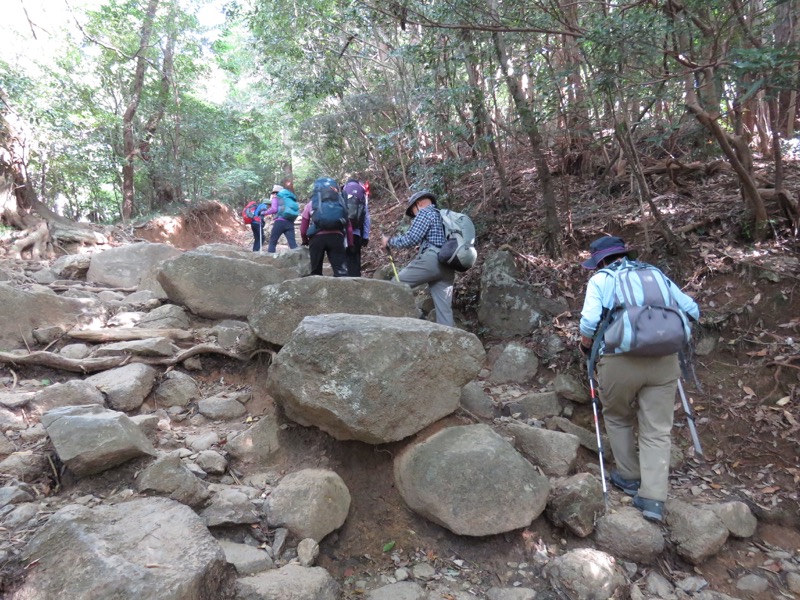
top-left (784, 411), bottom-right (798, 427)
top-left (382, 541), bottom-right (396, 552)
top-left (776, 396), bottom-right (791, 407)
top-left (746, 349), bottom-right (768, 357)
top-left (743, 386), bottom-right (756, 397)
top-left (753, 293), bottom-right (761, 304)
top-left (758, 486), bottom-right (780, 494)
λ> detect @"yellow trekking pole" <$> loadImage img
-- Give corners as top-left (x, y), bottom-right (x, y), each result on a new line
top-left (386, 246), bottom-right (400, 282)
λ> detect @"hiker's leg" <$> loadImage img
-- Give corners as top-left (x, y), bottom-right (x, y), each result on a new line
top-left (598, 354), bottom-right (642, 482)
top-left (398, 249), bottom-right (439, 287)
top-left (309, 236), bottom-right (326, 275)
top-left (251, 222), bottom-right (261, 252)
top-left (267, 222), bottom-right (282, 253)
top-left (346, 235), bottom-right (362, 277)
top-left (428, 265), bottom-right (455, 327)
top-left (637, 354), bottom-right (680, 502)
top-left (283, 221), bottom-right (297, 249)
top-left (327, 234), bottom-right (348, 277)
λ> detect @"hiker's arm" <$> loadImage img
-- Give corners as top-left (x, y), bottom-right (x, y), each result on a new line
top-left (670, 282), bottom-right (700, 321)
top-left (299, 204), bottom-right (311, 244)
top-left (389, 211), bottom-right (431, 248)
top-left (579, 274), bottom-right (607, 340)
top-left (362, 206), bottom-right (371, 242)
top-left (262, 197), bottom-right (279, 217)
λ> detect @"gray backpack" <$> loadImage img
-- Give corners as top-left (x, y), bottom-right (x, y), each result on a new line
top-left (437, 209), bottom-right (477, 272)
top-left (600, 261), bottom-right (690, 356)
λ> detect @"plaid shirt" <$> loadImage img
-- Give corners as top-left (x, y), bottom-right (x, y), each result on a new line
top-left (389, 206), bottom-right (445, 253)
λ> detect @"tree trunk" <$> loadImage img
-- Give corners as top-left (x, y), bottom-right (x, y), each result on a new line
top-left (491, 31), bottom-right (561, 257)
top-left (121, 0), bottom-right (160, 222)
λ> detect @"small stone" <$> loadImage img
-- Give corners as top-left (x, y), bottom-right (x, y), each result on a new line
top-left (412, 562), bottom-right (436, 581)
top-left (676, 576), bottom-right (708, 593)
top-left (735, 573), bottom-right (769, 593)
top-left (297, 538), bottom-right (319, 567)
top-left (786, 572), bottom-right (800, 594)
top-left (395, 568), bottom-right (409, 581)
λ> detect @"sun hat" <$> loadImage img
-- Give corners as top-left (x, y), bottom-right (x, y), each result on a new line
top-left (581, 236), bottom-right (636, 269)
top-left (405, 190), bottom-right (437, 217)
top-left (272, 184), bottom-right (284, 193)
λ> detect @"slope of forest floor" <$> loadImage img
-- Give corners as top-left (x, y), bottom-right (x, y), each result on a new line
top-left (2, 153), bottom-right (799, 598)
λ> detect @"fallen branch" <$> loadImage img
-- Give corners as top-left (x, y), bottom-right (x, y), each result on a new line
top-left (49, 284), bottom-right (137, 293)
top-left (67, 328), bottom-right (195, 343)
top-left (0, 343), bottom-right (250, 374)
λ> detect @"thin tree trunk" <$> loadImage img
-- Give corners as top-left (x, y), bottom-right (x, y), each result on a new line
top-left (491, 31), bottom-right (561, 257)
top-left (121, 0), bottom-right (160, 222)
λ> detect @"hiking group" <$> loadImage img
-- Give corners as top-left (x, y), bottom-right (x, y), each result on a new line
top-left (242, 180), bottom-right (702, 523)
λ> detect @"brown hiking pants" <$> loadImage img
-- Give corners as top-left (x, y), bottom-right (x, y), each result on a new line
top-left (597, 353), bottom-right (680, 502)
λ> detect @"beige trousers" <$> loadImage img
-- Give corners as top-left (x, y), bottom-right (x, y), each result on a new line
top-left (597, 353), bottom-right (680, 502)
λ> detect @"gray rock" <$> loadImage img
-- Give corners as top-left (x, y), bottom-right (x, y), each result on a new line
top-left (137, 304), bottom-right (191, 329)
top-left (707, 501), bottom-right (757, 538)
top-left (42, 405), bottom-right (156, 477)
top-left (0, 485), bottom-right (34, 508)
top-left (735, 574), bottom-right (769, 593)
top-left (86, 363), bottom-right (158, 412)
top-left (3, 502), bottom-right (39, 529)
top-left (268, 469), bottom-right (351, 542)
top-left (297, 538), bottom-right (319, 567)
top-left (236, 564), bottom-right (339, 600)
top-left (87, 242), bottom-right (180, 289)
top-left (667, 499), bottom-right (729, 564)
top-left (130, 414), bottom-right (160, 440)
top-left (645, 571), bottom-right (675, 598)
top-left (0, 283), bottom-right (104, 350)
top-left (367, 581), bottom-right (428, 600)
top-left (507, 422), bottom-right (579, 476)
top-left (547, 416), bottom-right (609, 458)
top-left (51, 254), bottom-right (91, 279)
top-left (268, 315), bottom-right (485, 444)
top-left (225, 416), bottom-right (281, 466)
top-left (201, 488), bottom-right (260, 527)
top-left (198, 395), bottom-right (247, 420)
top-left (786, 572), bottom-right (800, 595)
top-left (546, 473), bottom-right (604, 538)
top-left (486, 588), bottom-right (538, 600)
top-left (411, 563), bottom-right (436, 580)
top-left (459, 381), bottom-right (494, 419)
top-left (250, 277), bottom-right (418, 347)
top-left (0, 432), bottom-right (16, 457)
top-left (488, 342), bottom-right (538, 384)
top-left (152, 370), bottom-right (200, 408)
top-left (32, 325), bottom-right (64, 345)
top-left (59, 343), bottom-right (93, 359)
top-left (13, 498), bottom-right (233, 599)
top-left (93, 337), bottom-right (177, 357)
top-left (29, 380), bottom-right (105, 416)
top-left (394, 424), bottom-right (549, 536)
top-left (554, 373), bottom-right (589, 404)
top-left (157, 251), bottom-right (295, 319)
top-left (195, 450), bottom-right (227, 475)
top-left (187, 431), bottom-right (221, 452)
top-left (211, 320), bottom-right (259, 354)
top-left (544, 548), bottom-right (626, 600)
top-left (676, 576), bottom-right (708, 593)
top-left (594, 506), bottom-right (665, 564)
top-left (0, 451), bottom-right (49, 481)
top-left (218, 540), bottom-right (272, 575)
top-left (508, 391), bottom-right (561, 419)
top-left (136, 454), bottom-right (209, 507)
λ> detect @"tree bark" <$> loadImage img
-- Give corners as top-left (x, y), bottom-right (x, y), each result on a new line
top-left (121, 0), bottom-right (160, 222)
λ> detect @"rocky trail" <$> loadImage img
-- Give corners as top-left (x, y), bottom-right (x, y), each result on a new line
top-left (0, 191), bottom-right (798, 600)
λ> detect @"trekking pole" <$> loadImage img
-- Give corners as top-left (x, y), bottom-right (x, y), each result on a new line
top-left (586, 351), bottom-right (609, 513)
top-left (386, 246), bottom-right (400, 282)
top-left (678, 352), bottom-right (705, 458)
top-left (677, 378), bottom-right (704, 458)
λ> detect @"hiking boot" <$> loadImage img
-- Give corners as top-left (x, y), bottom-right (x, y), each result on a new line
top-left (633, 495), bottom-right (665, 523)
top-left (609, 471), bottom-right (640, 497)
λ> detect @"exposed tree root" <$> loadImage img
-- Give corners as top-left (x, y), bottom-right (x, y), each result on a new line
top-left (67, 328), bottom-right (195, 343)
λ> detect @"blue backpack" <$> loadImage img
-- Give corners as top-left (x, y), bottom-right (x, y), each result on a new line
top-left (310, 177), bottom-right (347, 231)
top-left (276, 189), bottom-right (300, 222)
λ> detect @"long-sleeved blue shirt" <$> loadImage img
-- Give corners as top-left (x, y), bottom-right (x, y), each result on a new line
top-left (580, 257), bottom-right (700, 342)
top-left (388, 206), bottom-right (446, 253)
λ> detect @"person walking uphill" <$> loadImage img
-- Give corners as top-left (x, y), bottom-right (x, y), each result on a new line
top-left (342, 178), bottom-right (371, 277)
top-left (578, 236), bottom-right (700, 523)
top-left (381, 190), bottom-right (455, 327)
top-left (246, 197), bottom-right (270, 252)
top-left (262, 184), bottom-right (299, 252)
top-left (300, 177), bottom-right (353, 277)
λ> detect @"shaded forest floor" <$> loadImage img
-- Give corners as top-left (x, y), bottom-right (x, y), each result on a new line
top-left (4, 151), bottom-right (800, 598)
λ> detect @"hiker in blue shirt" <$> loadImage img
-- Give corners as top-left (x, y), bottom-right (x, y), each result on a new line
top-left (262, 184), bottom-right (299, 253)
top-left (381, 190), bottom-right (455, 327)
top-left (579, 236), bottom-right (700, 523)
top-left (250, 198), bottom-right (270, 252)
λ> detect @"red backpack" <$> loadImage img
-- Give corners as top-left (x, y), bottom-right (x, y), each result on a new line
top-left (242, 201), bottom-right (258, 225)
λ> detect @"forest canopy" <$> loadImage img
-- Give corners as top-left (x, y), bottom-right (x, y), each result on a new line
top-left (0, 0), bottom-right (798, 252)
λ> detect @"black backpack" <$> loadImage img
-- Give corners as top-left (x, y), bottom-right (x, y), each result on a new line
top-left (310, 177), bottom-right (348, 231)
top-left (342, 180), bottom-right (367, 230)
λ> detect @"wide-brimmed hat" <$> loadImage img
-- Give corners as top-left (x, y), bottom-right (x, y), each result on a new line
top-left (272, 184), bottom-right (284, 193)
top-left (581, 236), bottom-right (636, 269)
top-left (405, 190), bottom-right (437, 217)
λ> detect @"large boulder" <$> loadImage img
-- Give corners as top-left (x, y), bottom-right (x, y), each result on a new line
top-left (157, 251), bottom-right (295, 319)
top-left (249, 277), bottom-right (417, 346)
top-left (477, 251), bottom-right (568, 337)
top-left (0, 283), bottom-right (103, 350)
top-left (394, 424), bottom-right (549, 536)
top-left (267, 314), bottom-right (485, 444)
top-left (86, 242), bottom-right (180, 290)
top-left (13, 498), bottom-right (234, 599)
top-left (41, 405), bottom-right (156, 477)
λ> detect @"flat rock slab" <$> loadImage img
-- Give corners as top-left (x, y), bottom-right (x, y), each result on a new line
top-left (14, 498), bottom-right (234, 600)
top-left (267, 314), bottom-right (485, 444)
top-left (250, 276), bottom-right (418, 346)
top-left (236, 564), bottom-right (339, 600)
